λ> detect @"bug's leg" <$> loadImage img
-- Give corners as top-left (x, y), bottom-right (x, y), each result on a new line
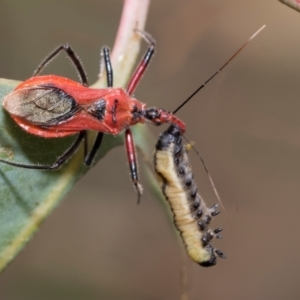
top-left (0, 131), bottom-right (86, 170)
top-left (84, 133), bottom-right (104, 166)
top-left (125, 128), bottom-right (143, 203)
top-left (33, 44), bottom-right (88, 86)
top-left (84, 47), bottom-right (112, 166)
top-left (101, 47), bottom-right (113, 87)
top-left (101, 46), bottom-right (144, 201)
top-left (126, 31), bottom-right (156, 95)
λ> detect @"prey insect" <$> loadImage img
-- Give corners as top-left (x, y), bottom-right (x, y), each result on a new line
top-left (1, 26), bottom-right (265, 202)
top-left (154, 125), bottom-right (225, 267)
top-left (153, 25), bottom-right (265, 265)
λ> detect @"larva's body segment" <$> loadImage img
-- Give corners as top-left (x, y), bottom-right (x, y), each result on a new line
top-left (154, 125), bottom-right (225, 267)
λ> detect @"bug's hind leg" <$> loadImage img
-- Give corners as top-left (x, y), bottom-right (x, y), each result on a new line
top-left (0, 131), bottom-right (87, 170)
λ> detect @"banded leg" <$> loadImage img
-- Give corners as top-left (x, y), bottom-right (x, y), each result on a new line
top-left (125, 128), bottom-right (143, 203)
top-left (126, 31), bottom-right (156, 95)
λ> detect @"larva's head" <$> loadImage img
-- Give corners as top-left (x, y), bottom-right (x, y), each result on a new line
top-left (155, 124), bottom-right (182, 152)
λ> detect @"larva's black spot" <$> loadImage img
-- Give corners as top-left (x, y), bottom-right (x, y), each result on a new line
top-left (179, 167), bottom-right (185, 175)
top-left (204, 215), bottom-right (212, 224)
top-left (198, 220), bottom-right (206, 231)
top-left (193, 201), bottom-right (200, 209)
top-left (196, 209), bottom-right (203, 218)
top-left (202, 232), bottom-right (214, 245)
top-left (190, 188), bottom-right (197, 199)
top-left (201, 233), bottom-right (209, 245)
top-left (209, 203), bottom-right (219, 215)
top-left (185, 179), bottom-right (192, 187)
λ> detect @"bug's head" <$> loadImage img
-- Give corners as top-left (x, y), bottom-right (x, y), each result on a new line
top-left (143, 108), bottom-right (186, 132)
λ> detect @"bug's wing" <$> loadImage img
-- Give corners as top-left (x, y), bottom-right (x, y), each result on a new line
top-left (3, 85), bottom-right (80, 126)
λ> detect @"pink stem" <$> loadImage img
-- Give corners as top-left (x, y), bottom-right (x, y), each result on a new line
top-left (94, 0), bottom-right (150, 88)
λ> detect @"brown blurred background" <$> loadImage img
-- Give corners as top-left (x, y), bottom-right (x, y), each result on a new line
top-left (0, 0), bottom-right (299, 299)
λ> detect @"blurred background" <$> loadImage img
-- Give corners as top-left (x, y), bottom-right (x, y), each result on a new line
top-left (0, 0), bottom-right (299, 299)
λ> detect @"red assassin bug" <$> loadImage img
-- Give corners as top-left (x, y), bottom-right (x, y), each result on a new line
top-left (1, 27), bottom-right (264, 201)
top-left (2, 32), bottom-right (185, 202)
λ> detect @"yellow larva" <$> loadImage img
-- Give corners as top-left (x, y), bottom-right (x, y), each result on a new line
top-left (154, 125), bottom-right (225, 267)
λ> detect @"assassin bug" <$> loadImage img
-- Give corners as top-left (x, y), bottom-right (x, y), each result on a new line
top-left (1, 26), bottom-right (265, 201)
top-left (2, 32), bottom-right (185, 202)
top-left (154, 124), bottom-right (225, 267)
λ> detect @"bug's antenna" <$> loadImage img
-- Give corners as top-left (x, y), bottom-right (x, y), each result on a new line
top-left (175, 24), bottom-right (266, 216)
top-left (173, 25), bottom-right (266, 114)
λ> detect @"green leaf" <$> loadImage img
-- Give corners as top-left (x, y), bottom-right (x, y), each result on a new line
top-left (0, 78), bottom-right (124, 271)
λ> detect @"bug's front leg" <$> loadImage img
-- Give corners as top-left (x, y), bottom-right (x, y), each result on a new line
top-left (125, 128), bottom-right (143, 203)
